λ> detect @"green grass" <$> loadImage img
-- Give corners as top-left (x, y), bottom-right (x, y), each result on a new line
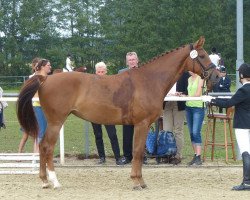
top-left (0, 101), bottom-right (238, 164)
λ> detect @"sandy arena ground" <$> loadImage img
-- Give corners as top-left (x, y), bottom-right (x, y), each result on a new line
top-left (0, 157), bottom-right (249, 200)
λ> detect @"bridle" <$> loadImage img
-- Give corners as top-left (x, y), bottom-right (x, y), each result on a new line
top-left (189, 44), bottom-right (217, 95)
top-left (189, 44), bottom-right (216, 79)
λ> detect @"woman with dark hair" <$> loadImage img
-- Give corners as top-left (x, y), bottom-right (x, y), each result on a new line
top-left (185, 72), bottom-right (205, 166)
top-left (32, 59), bottom-right (51, 142)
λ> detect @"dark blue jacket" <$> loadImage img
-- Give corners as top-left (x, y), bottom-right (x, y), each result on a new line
top-left (176, 72), bottom-right (190, 111)
top-left (212, 83), bottom-right (250, 129)
top-left (213, 76), bottom-right (231, 92)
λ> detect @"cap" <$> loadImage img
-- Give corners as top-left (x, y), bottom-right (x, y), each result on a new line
top-left (220, 66), bottom-right (226, 73)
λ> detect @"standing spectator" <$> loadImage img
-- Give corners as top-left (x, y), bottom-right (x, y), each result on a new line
top-left (213, 66), bottom-right (231, 93)
top-left (31, 57), bottom-right (41, 74)
top-left (65, 53), bottom-right (74, 72)
top-left (213, 66), bottom-right (231, 113)
top-left (33, 59), bottom-right (51, 143)
top-left (118, 52), bottom-right (147, 165)
top-left (91, 62), bottom-right (122, 165)
top-left (0, 87), bottom-right (7, 129)
top-left (210, 63), bottom-right (250, 191)
top-left (163, 72), bottom-right (189, 165)
top-left (209, 47), bottom-right (220, 70)
top-left (185, 72), bottom-right (205, 166)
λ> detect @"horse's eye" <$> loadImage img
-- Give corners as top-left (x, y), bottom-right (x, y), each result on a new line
top-left (199, 55), bottom-right (205, 59)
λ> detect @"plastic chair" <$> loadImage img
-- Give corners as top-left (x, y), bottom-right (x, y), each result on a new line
top-left (203, 105), bottom-right (236, 162)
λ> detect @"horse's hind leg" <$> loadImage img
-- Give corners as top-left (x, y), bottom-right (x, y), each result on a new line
top-left (131, 122), bottom-right (149, 190)
top-left (40, 125), bottom-right (61, 189)
top-left (39, 142), bottom-right (49, 188)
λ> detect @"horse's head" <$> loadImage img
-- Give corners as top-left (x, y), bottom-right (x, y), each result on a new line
top-left (184, 36), bottom-right (220, 92)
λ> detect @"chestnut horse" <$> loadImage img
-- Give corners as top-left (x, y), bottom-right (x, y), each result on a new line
top-left (52, 66), bottom-right (87, 74)
top-left (17, 36), bottom-right (219, 189)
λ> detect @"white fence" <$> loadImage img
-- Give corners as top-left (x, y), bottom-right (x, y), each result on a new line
top-left (0, 153), bottom-right (39, 174)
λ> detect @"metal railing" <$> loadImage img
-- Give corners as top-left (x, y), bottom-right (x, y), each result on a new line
top-left (0, 76), bottom-right (28, 88)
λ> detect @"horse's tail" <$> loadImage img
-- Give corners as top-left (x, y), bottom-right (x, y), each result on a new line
top-left (16, 75), bottom-right (47, 138)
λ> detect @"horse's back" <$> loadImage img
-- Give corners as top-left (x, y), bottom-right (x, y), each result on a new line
top-left (39, 73), bottom-right (125, 124)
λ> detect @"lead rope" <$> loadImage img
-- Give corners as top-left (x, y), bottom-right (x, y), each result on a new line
top-left (202, 79), bottom-right (207, 109)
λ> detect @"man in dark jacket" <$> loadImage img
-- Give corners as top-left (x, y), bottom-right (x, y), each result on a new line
top-left (118, 52), bottom-right (147, 165)
top-left (213, 66), bottom-right (231, 113)
top-left (213, 66), bottom-right (231, 93)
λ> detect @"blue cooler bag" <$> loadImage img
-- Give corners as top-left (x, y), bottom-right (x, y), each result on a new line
top-left (146, 127), bottom-right (157, 154)
top-left (156, 130), bottom-right (177, 156)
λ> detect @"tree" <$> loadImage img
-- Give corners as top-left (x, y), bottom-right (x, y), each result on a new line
top-left (0, 0), bottom-right (249, 76)
top-left (99, 0), bottom-right (238, 73)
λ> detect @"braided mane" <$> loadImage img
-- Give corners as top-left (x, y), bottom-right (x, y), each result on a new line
top-left (139, 45), bottom-right (186, 67)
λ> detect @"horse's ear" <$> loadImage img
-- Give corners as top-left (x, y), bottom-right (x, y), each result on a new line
top-left (194, 36), bottom-right (205, 48)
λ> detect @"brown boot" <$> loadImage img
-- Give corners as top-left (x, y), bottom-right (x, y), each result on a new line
top-left (170, 157), bottom-right (181, 165)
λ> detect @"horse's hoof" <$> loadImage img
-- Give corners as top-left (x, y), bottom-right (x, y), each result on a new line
top-left (53, 183), bottom-right (61, 189)
top-left (141, 184), bottom-right (147, 189)
top-left (133, 185), bottom-right (143, 191)
top-left (42, 182), bottom-right (50, 189)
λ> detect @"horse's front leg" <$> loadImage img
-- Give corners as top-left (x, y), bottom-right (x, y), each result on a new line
top-left (131, 122), bottom-right (149, 190)
top-left (40, 125), bottom-right (61, 189)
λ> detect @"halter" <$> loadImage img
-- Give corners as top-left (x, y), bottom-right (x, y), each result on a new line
top-left (189, 44), bottom-right (216, 79)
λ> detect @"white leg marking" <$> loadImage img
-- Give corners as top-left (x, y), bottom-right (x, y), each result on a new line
top-left (48, 170), bottom-right (61, 189)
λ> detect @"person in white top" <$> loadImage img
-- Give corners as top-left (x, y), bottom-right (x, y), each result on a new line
top-left (163, 72), bottom-right (189, 164)
top-left (65, 54), bottom-right (74, 72)
top-left (209, 47), bottom-right (220, 69)
top-left (0, 87), bottom-right (7, 129)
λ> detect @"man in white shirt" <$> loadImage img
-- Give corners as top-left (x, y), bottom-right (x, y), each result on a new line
top-left (65, 54), bottom-right (74, 72)
top-left (163, 72), bottom-right (190, 164)
top-left (209, 47), bottom-right (220, 69)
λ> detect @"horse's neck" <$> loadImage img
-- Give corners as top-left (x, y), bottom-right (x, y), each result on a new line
top-left (141, 45), bottom-right (189, 99)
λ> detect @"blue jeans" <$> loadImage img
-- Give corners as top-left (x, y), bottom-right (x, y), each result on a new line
top-left (185, 106), bottom-right (205, 146)
top-left (34, 106), bottom-right (47, 142)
